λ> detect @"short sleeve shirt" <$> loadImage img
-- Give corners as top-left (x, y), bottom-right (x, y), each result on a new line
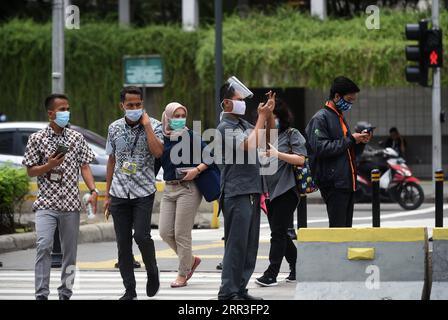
top-left (265, 128), bottom-right (308, 200)
top-left (22, 126), bottom-right (95, 212)
top-left (217, 114), bottom-right (262, 198)
top-left (106, 117), bottom-right (163, 199)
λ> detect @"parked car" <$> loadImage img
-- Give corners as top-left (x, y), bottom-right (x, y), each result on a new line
top-left (0, 122), bottom-right (107, 181)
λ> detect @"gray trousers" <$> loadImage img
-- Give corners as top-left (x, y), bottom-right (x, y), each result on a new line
top-left (35, 210), bottom-right (80, 299)
top-left (218, 194), bottom-right (261, 299)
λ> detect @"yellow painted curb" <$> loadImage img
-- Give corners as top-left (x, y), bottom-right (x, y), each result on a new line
top-left (347, 247), bottom-right (375, 260)
top-left (211, 201), bottom-right (220, 229)
top-left (433, 228), bottom-right (448, 241)
top-left (298, 227), bottom-right (426, 242)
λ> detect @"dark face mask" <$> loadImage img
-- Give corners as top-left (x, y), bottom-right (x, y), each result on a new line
top-left (335, 97), bottom-right (353, 112)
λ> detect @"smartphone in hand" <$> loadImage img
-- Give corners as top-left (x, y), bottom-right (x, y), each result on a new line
top-left (362, 126), bottom-right (376, 134)
top-left (54, 144), bottom-right (69, 156)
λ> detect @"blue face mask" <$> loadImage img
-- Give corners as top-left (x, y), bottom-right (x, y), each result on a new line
top-left (335, 97), bottom-right (352, 112)
top-left (54, 111), bottom-right (70, 128)
top-left (170, 118), bottom-right (186, 131)
top-left (125, 108), bottom-right (143, 122)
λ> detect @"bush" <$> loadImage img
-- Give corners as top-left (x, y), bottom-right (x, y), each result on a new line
top-left (0, 165), bottom-right (30, 235)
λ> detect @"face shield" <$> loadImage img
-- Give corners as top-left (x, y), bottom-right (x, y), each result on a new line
top-left (226, 76), bottom-right (253, 99)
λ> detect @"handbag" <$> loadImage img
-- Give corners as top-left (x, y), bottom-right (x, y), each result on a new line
top-left (194, 163), bottom-right (221, 202)
top-left (287, 128), bottom-right (318, 195)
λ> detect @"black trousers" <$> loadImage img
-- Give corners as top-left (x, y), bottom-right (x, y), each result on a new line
top-left (265, 188), bottom-right (298, 278)
top-left (111, 194), bottom-right (158, 291)
top-left (319, 187), bottom-right (355, 227)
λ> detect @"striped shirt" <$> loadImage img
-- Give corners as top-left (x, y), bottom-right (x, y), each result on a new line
top-left (106, 117), bottom-right (163, 199)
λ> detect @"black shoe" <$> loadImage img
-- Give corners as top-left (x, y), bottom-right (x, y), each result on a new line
top-left (36, 295), bottom-right (48, 301)
top-left (255, 275), bottom-right (278, 287)
top-left (59, 295), bottom-right (70, 300)
top-left (216, 262), bottom-right (223, 270)
top-left (240, 292), bottom-right (263, 300)
top-left (114, 259), bottom-right (141, 269)
top-left (285, 271), bottom-right (296, 283)
top-left (51, 253), bottom-right (63, 268)
top-left (119, 290), bottom-right (137, 300)
top-left (146, 269), bottom-right (160, 297)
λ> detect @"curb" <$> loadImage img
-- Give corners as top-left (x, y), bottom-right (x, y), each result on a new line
top-left (0, 222), bottom-right (116, 254)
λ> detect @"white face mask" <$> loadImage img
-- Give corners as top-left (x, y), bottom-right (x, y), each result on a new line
top-left (230, 100), bottom-right (246, 115)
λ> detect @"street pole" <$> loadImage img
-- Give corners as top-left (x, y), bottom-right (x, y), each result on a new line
top-left (52, 0), bottom-right (65, 93)
top-left (214, 0), bottom-right (223, 126)
top-left (51, 0), bottom-right (64, 268)
top-left (119, 0), bottom-right (130, 27)
top-left (432, 0), bottom-right (442, 188)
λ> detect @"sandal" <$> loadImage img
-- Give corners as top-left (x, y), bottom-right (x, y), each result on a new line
top-left (170, 279), bottom-right (187, 288)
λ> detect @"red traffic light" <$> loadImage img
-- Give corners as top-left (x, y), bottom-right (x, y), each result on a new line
top-left (430, 50), bottom-right (439, 65)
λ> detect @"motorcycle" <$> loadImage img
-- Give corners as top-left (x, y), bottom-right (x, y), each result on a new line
top-left (355, 145), bottom-right (425, 210)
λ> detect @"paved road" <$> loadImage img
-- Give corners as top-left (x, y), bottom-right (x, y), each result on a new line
top-left (0, 203), bottom-right (446, 300)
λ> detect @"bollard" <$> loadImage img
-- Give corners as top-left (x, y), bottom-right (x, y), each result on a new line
top-left (371, 169), bottom-right (381, 228)
top-left (297, 194), bottom-right (308, 229)
top-left (51, 227), bottom-right (62, 268)
top-left (435, 170), bottom-right (444, 228)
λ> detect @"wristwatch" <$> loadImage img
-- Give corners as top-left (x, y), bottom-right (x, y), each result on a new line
top-left (90, 188), bottom-right (99, 195)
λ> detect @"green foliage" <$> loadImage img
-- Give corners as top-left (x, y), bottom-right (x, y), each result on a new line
top-left (197, 7), bottom-right (448, 89)
top-left (0, 19), bottom-right (204, 135)
top-left (0, 165), bottom-right (30, 234)
top-left (0, 8), bottom-right (447, 135)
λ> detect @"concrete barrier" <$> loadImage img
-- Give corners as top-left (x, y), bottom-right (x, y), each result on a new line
top-left (430, 228), bottom-right (448, 300)
top-left (295, 227), bottom-right (429, 300)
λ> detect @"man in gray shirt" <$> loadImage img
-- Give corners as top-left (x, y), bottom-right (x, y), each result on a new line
top-left (104, 86), bottom-right (164, 300)
top-left (217, 78), bottom-right (274, 300)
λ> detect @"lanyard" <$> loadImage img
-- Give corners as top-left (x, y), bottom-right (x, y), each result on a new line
top-left (129, 127), bottom-right (142, 158)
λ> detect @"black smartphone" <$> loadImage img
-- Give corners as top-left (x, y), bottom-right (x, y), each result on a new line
top-left (363, 126), bottom-right (376, 134)
top-left (55, 144), bottom-right (69, 156)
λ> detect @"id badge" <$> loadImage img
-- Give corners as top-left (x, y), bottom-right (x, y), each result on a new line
top-left (47, 169), bottom-right (64, 183)
top-left (121, 161), bottom-right (137, 175)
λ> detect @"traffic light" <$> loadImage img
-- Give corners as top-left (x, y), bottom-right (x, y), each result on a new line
top-left (426, 29), bottom-right (443, 68)
top-left (405, 20), bottom-right (428, 86)
top-left (405, 20), bottom-right (444, 86)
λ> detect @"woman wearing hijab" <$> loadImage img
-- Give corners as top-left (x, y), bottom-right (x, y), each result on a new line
top-left (159, 102), bottom-right (211, 288)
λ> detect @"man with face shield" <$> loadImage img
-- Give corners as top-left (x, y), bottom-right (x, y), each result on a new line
top-left (216, 77), bottom-right (275, 300)
top-left (104, 86), bottom-right (164, 300)
top-left (22, 94), bottom-right (98, 300)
